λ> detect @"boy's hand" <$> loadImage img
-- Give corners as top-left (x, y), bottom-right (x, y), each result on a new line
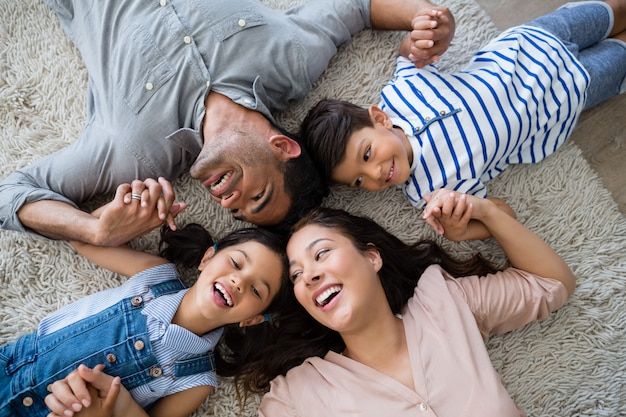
top-left (405, 6), bottom-right (455, 68)
top-left (422, 190), bottom-right (472, 238)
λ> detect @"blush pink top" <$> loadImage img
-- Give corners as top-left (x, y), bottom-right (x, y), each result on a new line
top-left (259, 265), bottom-right (568, 417)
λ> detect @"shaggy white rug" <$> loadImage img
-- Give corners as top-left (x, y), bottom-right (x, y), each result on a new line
top-left (1, 0), bottom-right (625, 416)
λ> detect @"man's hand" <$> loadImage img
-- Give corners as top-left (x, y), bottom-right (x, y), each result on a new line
top-left (403, 6), bottom-right (455, 68)
top-left (91, 178), bottom-right (187, 246)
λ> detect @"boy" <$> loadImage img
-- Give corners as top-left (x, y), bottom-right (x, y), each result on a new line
top-left (301, 0), bottom-right (626, 240)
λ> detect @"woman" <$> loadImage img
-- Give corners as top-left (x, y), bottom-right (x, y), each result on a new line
top-left (260, 189), bottom-right (576, 416)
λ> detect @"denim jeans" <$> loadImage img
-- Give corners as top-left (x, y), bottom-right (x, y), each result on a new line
top-left (526, 0), bottom-right (626, 109)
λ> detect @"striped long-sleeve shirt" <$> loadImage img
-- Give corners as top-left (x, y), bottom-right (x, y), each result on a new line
top-left (380, 25), bottom-right (589, 208)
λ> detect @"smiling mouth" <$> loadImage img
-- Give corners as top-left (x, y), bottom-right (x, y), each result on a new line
top-left (210, 171), bottom-right (233, 193)
top-left (215, 282), bottom-right (233, 307)
top-left (386, 161), bottom-right (395, 182)
top-left (315, 285), bottom-right (342, 307)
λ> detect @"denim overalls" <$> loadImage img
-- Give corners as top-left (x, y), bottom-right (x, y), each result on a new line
top-left (0, 280), bottom-right (216, 417)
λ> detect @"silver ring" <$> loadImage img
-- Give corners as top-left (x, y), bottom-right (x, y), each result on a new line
top-left (131, 193), bottom-right (142, 201)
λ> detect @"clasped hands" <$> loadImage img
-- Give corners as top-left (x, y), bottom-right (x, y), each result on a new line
top-left (91, 177), bottom-right (187, 247)
top-left (404, 6), bottom-right (455, 68)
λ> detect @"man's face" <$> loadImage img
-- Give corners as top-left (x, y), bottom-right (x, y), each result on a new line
top-left (189, 130), bottom-right (291, 225)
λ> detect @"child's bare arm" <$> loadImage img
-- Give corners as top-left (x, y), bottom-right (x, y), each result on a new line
top-left (147, 386), bottom-right (214, 417)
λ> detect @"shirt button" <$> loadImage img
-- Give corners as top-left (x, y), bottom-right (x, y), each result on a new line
top-left (134, 340), bottom-right (145, 351)
top-left (106, 353), bottom-right (117, 363)
top-left (159, 0), bottom-right (166, 6)
top-left (439, 110), bottom-right (446, 115)
top-left (243, 98), bottom-right (252, 105)
top-left (424, 116), bottom-right (431, 122)
top-left (145, 83), bottom-right (154, 91)
top-left (23, 397), bottom-right (34, 407)
top-left (419, 402), bottom-right (428, 411)
top-left (206, 80), bottom-right (211, 88)
top-left (238, 19), bottom-right (246, 27)
top-left (183, 35), bottom-right (191, 44)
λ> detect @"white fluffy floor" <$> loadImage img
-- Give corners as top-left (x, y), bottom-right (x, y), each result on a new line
top-left (1, 0), bottom-right (625, 416)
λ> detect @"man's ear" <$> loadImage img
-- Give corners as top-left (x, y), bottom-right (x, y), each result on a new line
top-left (268, 135), bottom-right (302, 161)
top-left (239, 314), bottom-right (267, 327)
top-left (368, 105), bottom-right (393, 130)
top-left (197, 245), bottom-right (216, 271)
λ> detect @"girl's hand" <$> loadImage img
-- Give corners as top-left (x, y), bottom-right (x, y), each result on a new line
top-left (46, 364), bottom-right (105, 416)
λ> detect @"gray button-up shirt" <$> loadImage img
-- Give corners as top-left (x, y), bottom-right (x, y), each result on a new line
top-left (0, 0), bottom-right (371, 234)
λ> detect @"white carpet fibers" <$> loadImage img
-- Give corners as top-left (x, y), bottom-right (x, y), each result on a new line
top-left (1, 0), bottom-right (625, 416)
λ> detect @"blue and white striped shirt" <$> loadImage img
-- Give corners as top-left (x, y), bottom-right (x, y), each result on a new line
top-left (380, 25), bottom-right (589, 208)
top-left (38, 263), bottom-right (223, 407)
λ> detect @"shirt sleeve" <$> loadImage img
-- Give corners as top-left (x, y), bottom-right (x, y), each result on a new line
top-left (285, 0), bottom-right (371, 86)
top-left (0, 124), bottom-right (151, 236)
top-left (259, 376), bottom-right (298, 417)
top-left (449, 268), bottom-right (569, 339)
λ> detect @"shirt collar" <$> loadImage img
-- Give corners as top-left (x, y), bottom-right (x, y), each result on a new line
top-left (166, 128), bottom-right (203, 157)
top-left (143, 290), bottom-right (224, 355)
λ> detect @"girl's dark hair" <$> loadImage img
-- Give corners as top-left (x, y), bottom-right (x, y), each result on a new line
top-left (159, 224), bottom-right (295, 400)
top-left (234, 207), bottom-right (500, 397)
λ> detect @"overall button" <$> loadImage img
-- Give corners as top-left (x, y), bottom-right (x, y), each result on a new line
top-left (134, 340), bottom-right (145, 351)
top-left (131, 296), bottom-right (143, 307)
top-left (22, 397), bottom-right (33, 407)
top-left (106, 353), bottom-right (117, 363)
top-left (150, 366), bottom-right (163, 377)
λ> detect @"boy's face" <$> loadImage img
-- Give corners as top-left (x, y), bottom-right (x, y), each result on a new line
top-left (332, 107), bottom-right (413, 191)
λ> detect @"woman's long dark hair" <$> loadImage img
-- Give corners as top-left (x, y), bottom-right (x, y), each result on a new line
top-left (158, 224), bottom-right (295, 400)
top-left (231, 207), bottom-right (500, 397)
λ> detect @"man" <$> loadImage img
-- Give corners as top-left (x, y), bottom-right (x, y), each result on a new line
top-left (0, 0), bottom-right (454, 246)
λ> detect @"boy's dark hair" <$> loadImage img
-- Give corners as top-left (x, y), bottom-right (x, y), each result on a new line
top-left (299, 99), bottom-right (373, 182)
top-left (267, 123), bottom-right (329, 235)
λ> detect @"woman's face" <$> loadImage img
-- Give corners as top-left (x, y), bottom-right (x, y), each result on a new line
top-left (287, 224), bottom-right (385, 332)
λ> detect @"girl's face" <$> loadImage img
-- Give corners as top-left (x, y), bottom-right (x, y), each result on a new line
top-left (194, 240), bottom-right (284, 326)
top-left (287, 224), bottom-right (386, 333)
top-left (332, 106), bottom-right (413, 191)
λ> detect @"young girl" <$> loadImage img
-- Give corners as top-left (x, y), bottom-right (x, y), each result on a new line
top-left (256, 190), bottom-right (576, 416)
top-left (300, 0), bottom-right (626, 240)
top-left (0, 220), bottom-right (291, 417)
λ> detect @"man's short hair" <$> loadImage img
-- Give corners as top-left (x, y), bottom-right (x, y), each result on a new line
top-left (268, 123), bottom-right (329, 234)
